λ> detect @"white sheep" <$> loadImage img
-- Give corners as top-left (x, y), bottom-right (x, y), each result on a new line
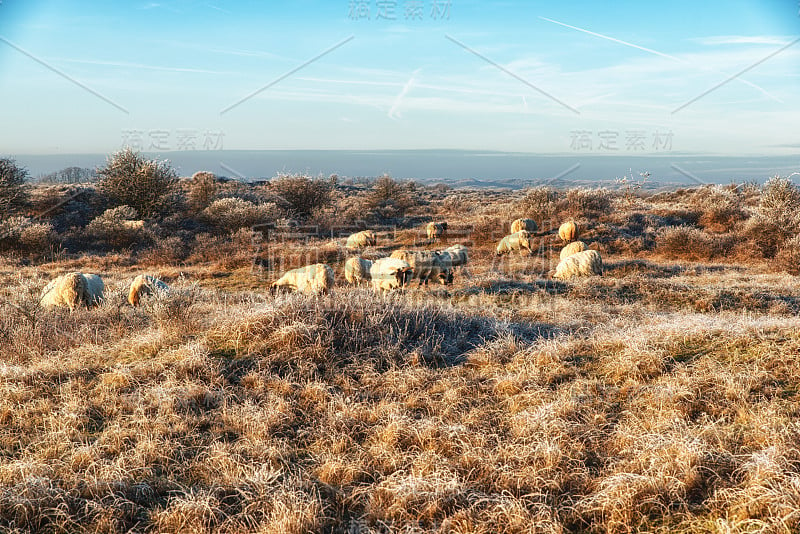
top-left (558, 221), bottom-right (578, 242)
top-left (271, 263), bottom-right (334, 295)
top-left (559, 240), bottom-right (587, 260)
top-left (40, 272), bottom-right (95, 311)
top-left (128, 274), bottom-right (170, 306)
top-left (510, 218), bottom-right (537, 234)
top-left (496, 231), bottom-right (533, 256)
top-left (426, 221), bottom-right (447, 241)
top-left (390, 249), bottom-right (452, 286)
top-left (553, 249), bottom-right (603, 280)
top-left (370, 257), bottom-right (413, 292)
top-left (346, 230), bottom-right (377, 249)
top-left (344, 257), bottom-right (373, 285)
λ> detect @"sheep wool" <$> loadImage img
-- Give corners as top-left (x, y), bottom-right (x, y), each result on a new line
top-left (128, 274), bottom-right (170, 306)
top-left (272, 263), bottom-right (334, 295)
top-left (40, 272), bottom-right (91, 311)
top-left (558, 221), bottom-right (578, 242)
top-left (559, 241), bottom-right (587, 260)
top-left (496, 231), bottom-right (533, 256)
top-left (370, 257), bottom-right (413, 292)
top-left (554, 249), bottom-right (603, 280)
top-left (344, 257), bottom-right (373, 285)
top-left (510, 218), bottom-right (537, 234)
top-left (426, 222), bottom-right (447, 241)
top-left (346, 230), bottom-right (376, 249)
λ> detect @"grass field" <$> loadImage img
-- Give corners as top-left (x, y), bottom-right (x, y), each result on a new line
top-left (1, 176), bottom-right (800, 533)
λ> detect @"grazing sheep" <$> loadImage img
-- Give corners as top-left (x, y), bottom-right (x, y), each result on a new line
top-left (554, 249), bottom-right (603, 280)
top-left (510, 218), bottom-right (537, 234)
top-left (426, 221), bottom-right (447, 241)
top-left (344, 257), bottom-right (373, 285)
top-left (370, 257), bottom-right (413, 292)
top-left (390, 249), bottom-right (453, 286)
top-left (559, 240), bottom-right (587, 260)
top-left (496, 231), bottom-right (534, 256)
top-left (346, 230), bottom-right (377, 249)
top-left (128, 274), bottom-right (170, 306)
top-left (83, 274), bottom-right (105, 306)
top-left (271, 263), bottom-right (334, 295)
top-left (40, 272), bottom-right (91, 311)
top-left (558, 221), bottom-right (578, 242)
top-left (444, 244), bottom-right (469, 268)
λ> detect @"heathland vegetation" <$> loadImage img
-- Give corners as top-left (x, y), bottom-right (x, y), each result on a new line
top-left (1, 150), bottom-right (800, 532)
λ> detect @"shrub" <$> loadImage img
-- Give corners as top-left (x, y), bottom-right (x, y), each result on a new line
top-left (690, 185), bottom-right (747, 233)
top-left (86, 205), bottom-right (147, 248)
top-left (201, 197), bottom-right (278, 233)
top-left (362, 175), bottom-right (420, 221)
top-left (0, 157), bottom-right (30, 217)
top-left (773, 234), bottom-right (800, 275)
top-left (757, 175), bottom-right (800, 234)
top-left (96, 148), bottom-right (178, 217)
top-left (267, 174), bottom-right (332, 219)
top-left (515, 186), bottom-right (560, 222)
top-left (565, 187), bottom-right (612, 218)
top-left (187, 171), bottom-right (218, 213)
top-left (655, 225), bottom-right (727, 260)
top-left (0, 216), bottom-right (55, 254)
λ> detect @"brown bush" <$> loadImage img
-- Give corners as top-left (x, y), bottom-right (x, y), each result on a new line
top-left (96, 148), bottom-right (178, 217)
top-left (0, 157), bottom-right (30, 217)
top-left (515, 186), bottom-right (560, 223)
top-left (773, 234), bottom-right (800, 275)
top-left (0, 216), bottom-right (55, 254)
top-left (655, 225), bottom-right (729, 260)
top-left (201, 197), bottom-right (278, 233)
top-left (266, 174), bottom-right (333, 219)
top-left (564, 187), bottom-right (612, 218)
top-left (86, 205), bottom-right (148, 248)
top-left (187, 171), bottom-right (218, 213)
top-left (689, 185), bottom-right (747, 233)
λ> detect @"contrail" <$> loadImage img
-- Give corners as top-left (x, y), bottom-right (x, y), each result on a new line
top-left (389, 69), bottom-right (419, 120)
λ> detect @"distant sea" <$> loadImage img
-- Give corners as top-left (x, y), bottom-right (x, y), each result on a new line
top-left (14, 150), bottom-right (800, 189)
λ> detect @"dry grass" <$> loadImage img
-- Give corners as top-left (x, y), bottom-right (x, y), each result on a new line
top-left (1, 181), bottom-right (800, 532)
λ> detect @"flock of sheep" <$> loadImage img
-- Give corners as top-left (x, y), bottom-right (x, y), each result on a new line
top-left (271, 219), bottom-right (603, 295)
top-left (36, 219), bottom-right (603, 309)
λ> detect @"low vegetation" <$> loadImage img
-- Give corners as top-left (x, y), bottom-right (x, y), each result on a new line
top-left (1, 153), bottom-right (799, 532)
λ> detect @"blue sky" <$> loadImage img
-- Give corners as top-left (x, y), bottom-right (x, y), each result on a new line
top-left (0, 0), bottom-right (798, 156)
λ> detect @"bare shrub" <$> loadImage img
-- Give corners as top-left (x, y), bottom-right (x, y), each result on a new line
top-left (689, 185), bottom-right (747, 233)
top-left (187, 171), bottom-right (218, 213)
top-left (266, 174), bottom-right (332, 219)
top-left (201, 197), bottom-right (278, 233)
top-left (0, 157), bottom-right (30, 217)
top-left (565, 187), bottom-right (612, 218)
top-left (363, 175), bottom-right (421, 221)
top-left (86, 205), bottom-right (147, 248)
top-left (655, 225), bottom-right (727, 260)
top-left (0, 216), bottom-right (55, 254)
top-left (97, 148), bottom-right (178, 217)
top-left (757, 175), bottom-right (800, 232)
top-left (773, 234), bottom-right (800, 275)
top-left (515, 186), bottom-right (560, 222)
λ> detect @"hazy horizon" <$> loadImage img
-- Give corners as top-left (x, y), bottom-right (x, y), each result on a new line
top-left (14, 149), bottom-right (799, 188)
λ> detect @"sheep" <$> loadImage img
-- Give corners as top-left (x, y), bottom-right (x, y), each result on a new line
top-left (370, 257), bottom-right (413, 292)
top-left (83, 274), bottom-right (105, 306)
top-left (496, 230), bottom-right (534, 256)
top-left (510, 218), bottom-right (537, 234)
top-left (346, 230), bottom-right (376, 250)
top-left (444, 244), bottom-right (469, 268)
top-left (559, 240), bottom-right (587, 260)
top-left (553, 249), bottom-right (603, 280)
top-left (426, 221), bottom-right (447, 241)
top-left (344, 257), bottom-right (373, 285)
top-left (128, 274), bottom-right (170, 306)
top-left (390, 249), bottom-right (453, 286)
top-left (558, 221), bottom-right (578, 242)
top-left (40, 272), bottom-right (91, 311)
top-left (271, 263), bottom-right (334, 295)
